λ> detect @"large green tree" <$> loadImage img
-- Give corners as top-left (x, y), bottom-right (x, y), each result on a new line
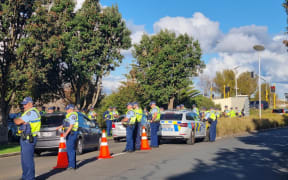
top-left (0, 1), bottom-right (44, 139)
top-left (133, 30), bottom-right (205, 109)
top-left (237, 71), bottom-right (257, 97)
top-left (213, 69), bottom-right (235, 97)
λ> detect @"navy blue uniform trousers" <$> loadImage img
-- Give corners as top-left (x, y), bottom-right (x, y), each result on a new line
top-left (66, 131), bottom-right (78, 169)
top-left (106, 120), bottom-right (112, 136)
top-left (20, 137), bottom-right (37, 180)
top-left (150, 122), bottom-right (159, 147)
top-left (209, 119), bottom-right (217, 141)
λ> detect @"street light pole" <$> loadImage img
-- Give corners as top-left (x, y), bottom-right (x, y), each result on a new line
top-left (253, 45), bottom-right (265, 120)
top-left (233, 66), bottom-right (240, 97)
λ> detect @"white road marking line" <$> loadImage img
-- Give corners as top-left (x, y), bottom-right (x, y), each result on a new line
top-left (112, 152), bottom-right (127, 157)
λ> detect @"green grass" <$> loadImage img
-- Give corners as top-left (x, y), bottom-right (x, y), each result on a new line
top-left (217, 109), bottom-right (288, 137)
top-left (0, 144), bottom-right (20, 155)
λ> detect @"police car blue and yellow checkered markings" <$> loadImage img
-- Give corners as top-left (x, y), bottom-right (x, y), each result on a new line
top-left (160, 120), bottom-right (182, 132)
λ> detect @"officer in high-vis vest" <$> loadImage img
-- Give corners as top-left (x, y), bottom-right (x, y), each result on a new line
top-left (88, 107), bottom-right (97, 120)
top-left (133, 102), bottom-right (143, 150)
top-left (105, 107), bottom-right (113, 136)
top-left (230, 107), bottom-right (236, 117)
top-left (14, 97), bottom-right (41, 180)
top-left (56, 104), bottom-right (79, 170)
top-left (205, 107), bottom-right (217, 142)
top-left (122, 103), bottom-right (136, 152)
top-left (192, 104), bottom-right (199, 116)
top-left (112, 107), bottom-right (119, 120)
top-left (149, 101), bottom-right (160, 148)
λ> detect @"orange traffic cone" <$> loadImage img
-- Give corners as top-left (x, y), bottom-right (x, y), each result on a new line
top-left (98, 129), bottom-right (113, 159)
top-left (53, 133), bottom-right (69, 169)
top-left (140, 126), bottom-right (151, 150)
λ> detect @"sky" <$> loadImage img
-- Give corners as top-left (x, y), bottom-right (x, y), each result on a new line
top-left (76, 0), bottom-right (288, 99)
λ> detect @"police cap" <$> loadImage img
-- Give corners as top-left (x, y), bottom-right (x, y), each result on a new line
top-left (21, 97), bottom-right (33, 105)
top-left (65, 104), bottom-right (75, 110)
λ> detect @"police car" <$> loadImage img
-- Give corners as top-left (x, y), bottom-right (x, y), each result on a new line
top-left (159, 110), bottom-right (209, 144)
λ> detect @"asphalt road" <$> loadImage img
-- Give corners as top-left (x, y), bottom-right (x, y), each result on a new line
top-left (0, 128), bottom-right (287, 180)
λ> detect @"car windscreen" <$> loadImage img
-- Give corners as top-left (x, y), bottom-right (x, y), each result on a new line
top-left (41, 115), bottom-right (64, 127)
top-left (160, 113), bottom-right (183, 120)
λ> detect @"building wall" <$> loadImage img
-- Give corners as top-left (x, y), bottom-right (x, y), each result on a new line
top-left (213, 96), bottom-right (250, 116)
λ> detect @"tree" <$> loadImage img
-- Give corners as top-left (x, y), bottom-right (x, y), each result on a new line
top-left (253, 83), bottom-right (271, 103)
top-left (0, 1), bottom-right (46, 142)
top-left (213, 69), bottom-right (235, 97)
top-left (58, 2), bottom-right (131, 108)
top-left (237, 71), bottom-right (257, 97)
top-left (133, 30), bottom-right (205, 109)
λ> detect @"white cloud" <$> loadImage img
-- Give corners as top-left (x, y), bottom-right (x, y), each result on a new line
top-left (153, 12), bottom-right (222, 52)
top-left (102, 75), bottom-right (125, 94)
top-left (74, 0), bottom-right (85, 12)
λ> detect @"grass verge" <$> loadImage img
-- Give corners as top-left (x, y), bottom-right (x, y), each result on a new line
top-left (0, 144), bottom-right (20, 155)
top-left (217, 110), bottom-right (288, 137)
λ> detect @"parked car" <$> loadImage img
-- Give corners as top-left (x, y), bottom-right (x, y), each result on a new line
top-left (112, 115), bottom-right (150, 142)
top-left (35, 112), bottom-right (102, 155)
top-left (159, 110), bottom-right (209, 145)
top-left (272, 109), bottom-right (288, 114)
top-left (249, 101), bottom-right (269, 110)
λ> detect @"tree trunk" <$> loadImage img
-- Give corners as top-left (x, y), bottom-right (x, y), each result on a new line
top-left (168, 96), bottom-right (175, 110)
top-left (75, 87), bottom-right (81, 108)
top-left (0, 101), bottom-right (9, 144)
top-left (91, 76), bottom-right (102, 108)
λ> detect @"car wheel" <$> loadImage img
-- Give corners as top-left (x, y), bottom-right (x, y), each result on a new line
top-left (8, 130), bottom-right (13, 142)
top-left (114, 138), bottom-right (120, 143)
top-left (96, 137), bottom-right (101, 150)
top-left (203, 128), bottom-right (210, 142)
top-left (76, 138), bottom-right (84, 155)
top-left (34, 150), bottom-right (42, 156)
top-left (186, 131), bottom-right (195, 145)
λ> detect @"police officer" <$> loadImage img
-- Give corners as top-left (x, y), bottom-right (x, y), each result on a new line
top-left (88, 107), bottom-right (97, 120)
top-left (112, 107), bottom-right (119, 119)
top-left (47, 107), bottom-right (54, 114)
top-left (230, 107), bottom-right (236, 117)
top-left (224, 105), bottom-right (230, 117)
top-left (122, 103), bottom-right (136, 152)
top-left (40, 106), bottom-right (46, 115)
top-left (56, 104), bottom-right (79, 170)
top-left (192, 104), bottom-right (199, 116)
top-left (105, 107), bottom-right (113, 136)
top-left (180, 104), bottom-right (186, 111)
top-left (149, 101), bottom-right (160, 148)
top-left (176, 105), bottom-right (180, 111)
top-left (204, 107), bottom-right (217, 142)
top-left (14, 97), bottom-right (41, 180)
top-left (133, 102), bottom-right (143, 150)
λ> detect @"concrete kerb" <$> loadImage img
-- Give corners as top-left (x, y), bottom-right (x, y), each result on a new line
top-left (0, 152), bottom-right (21, 158)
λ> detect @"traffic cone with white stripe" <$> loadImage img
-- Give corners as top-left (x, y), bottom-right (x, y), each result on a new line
top-left (98, 129), bottom-right (113, 159)
top-left (140, 126), bottom-right (151, 150)
top-left (53, 133), bottom-right (69, 169)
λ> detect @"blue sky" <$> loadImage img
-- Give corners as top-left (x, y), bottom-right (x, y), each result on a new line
top-left (76, 0), bottom-right (288, 99)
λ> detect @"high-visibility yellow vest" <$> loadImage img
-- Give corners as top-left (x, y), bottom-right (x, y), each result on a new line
top-left (64, 112), bottom-right (79, 131)
top-left (134, 108), bottom-right (143, 122)
top-left (230, 110), bottom-right (236, 117)
top-left (210, 112), bottom-right (216, 121)
top-left (21, 107), bottom-right (41, 136)
top-left (126, 110), bottom-right (136, 125)
top-left (88, 110), bottom-right (96, 119)
top-left (150, 106), bottom-right (160, 121)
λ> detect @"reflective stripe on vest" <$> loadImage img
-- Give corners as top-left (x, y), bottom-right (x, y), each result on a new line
top-left (65, 112), bottom-right (79, 131)
top-left (21, 107), bottom-right (41, 136)
top-left (126, 110), bottom-right (136, 125)
top-left (135, 108), bottom-right (143, 122)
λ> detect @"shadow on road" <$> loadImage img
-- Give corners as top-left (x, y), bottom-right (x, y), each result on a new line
top-left (36, 168), bottom-right (66, 180)
top-left (167, 128), bottom-right (288, 180)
